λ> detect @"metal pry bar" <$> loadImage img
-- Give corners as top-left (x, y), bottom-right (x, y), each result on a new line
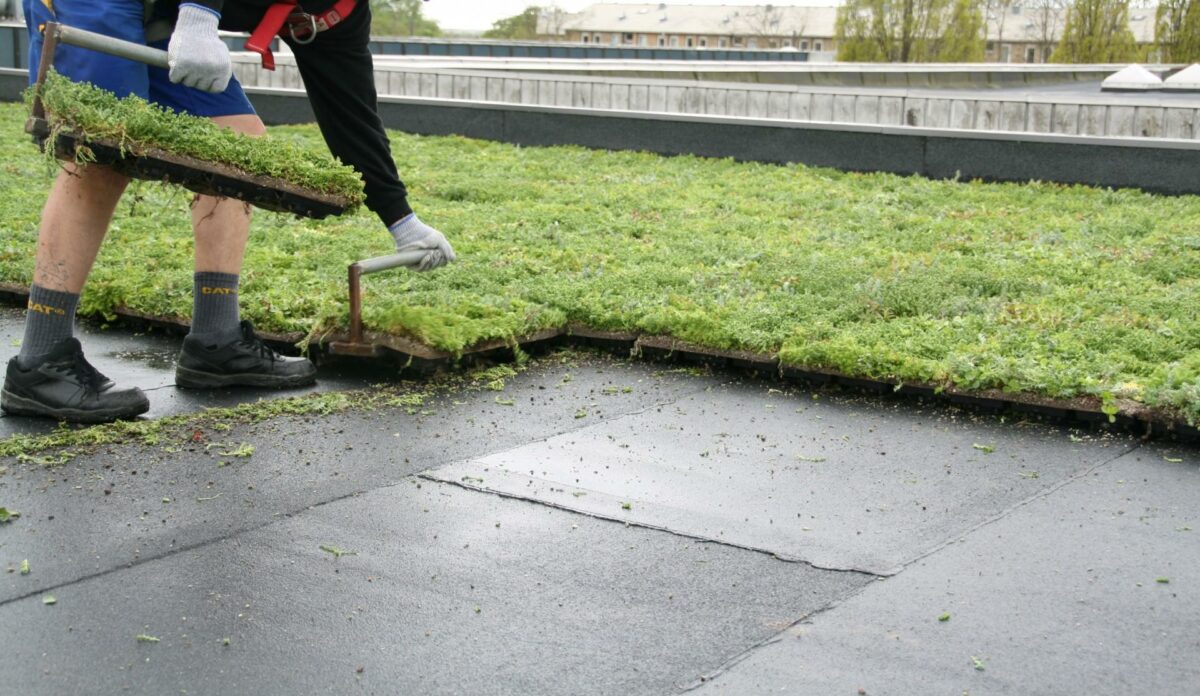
top-left (330, 251), bottom-right (427, 356)
top-left (55, 23), bottom-right (171, 68)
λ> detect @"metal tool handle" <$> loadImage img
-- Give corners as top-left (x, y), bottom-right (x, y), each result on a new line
top-left (54, 23), bottom-right (170, 68)
top-left (355, 251), bottom-right (428, 275)
top-left (347, 251), bottom-right (429, 346)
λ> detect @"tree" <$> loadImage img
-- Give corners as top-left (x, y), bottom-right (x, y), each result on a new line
top-left (939, 0), bottom-right (987, 61)
top-left (1027, 0), bottom-right (1068, 62)
top-left (371, 0), bottom-right (442, 38)
top-left (735, 5), bottom-right (796, 49)
top-left (985, 0), bottom-right (1017, 58)
top-left (835, 0), bottom-right (986, 62)
top-left (1050, 0), bottom-right (1138, 62)
top-left (539, 5), bottom-right (570, 37)
top-left (484, 6), bottom-right (543, 40)
top-left (1156, 0), bottom-right (1200, 62)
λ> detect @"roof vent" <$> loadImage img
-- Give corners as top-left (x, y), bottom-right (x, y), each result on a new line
top-left (1163, 63), bottom-right (1200, 91)
top-left (1101, 64), bottom-right (1162, 92)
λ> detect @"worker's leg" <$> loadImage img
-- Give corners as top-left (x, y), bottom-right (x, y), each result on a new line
top-left (17, 0), bottom-right (144, 352)
top-left (169, 111), bottom-right (316, 389)
top-left (1, 164), bottom-right (152, 422)
top-left (2, 0), bottom-right (152, 422)
top-left (19, 164), bottom-right (128, 362)
top-left (188, 114), bottom-right (263, 339)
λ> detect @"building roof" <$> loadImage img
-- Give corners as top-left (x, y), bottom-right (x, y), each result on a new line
top-left (550, 3), bottom-right (1158, 44)
top-left (553, 4), bottom-right (839, 39)
top-left (986, 4), bottom-right (1155, 43)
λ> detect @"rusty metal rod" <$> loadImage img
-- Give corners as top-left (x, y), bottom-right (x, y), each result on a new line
top-left (29, 21), bottom-right (60, 124)
top-left (347, 251), bottom-right (426, 345)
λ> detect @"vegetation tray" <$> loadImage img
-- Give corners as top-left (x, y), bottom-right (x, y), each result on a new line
top-left (1, 100), bottom-right (1198, 435)
top-left (34, 128), bottom-right (352, 218)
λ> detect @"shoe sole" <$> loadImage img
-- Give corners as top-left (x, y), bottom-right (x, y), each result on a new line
top-left (174, 365), bottom-right (317, 390)
top-left (0, 389), bottom-right (150, 424)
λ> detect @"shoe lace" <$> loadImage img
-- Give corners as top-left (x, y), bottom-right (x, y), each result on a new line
top-left (236, 323), bottom-right (280, 362)
top-left (64, 349), bottom-right (106, 391)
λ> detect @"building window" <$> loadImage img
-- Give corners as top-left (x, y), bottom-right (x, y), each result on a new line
top-left (658, 35), bottom-right (666, 46)
top-left (1025, 46), bottom-right (1036, 63)
top-left (814, 41), bottom-right (822, 51)
top-left (986, 41), bottom-right (995, 52)
top-left (718, 37), bottom-right (727, 47)
top-left (699, 38), bottom-right (707, 48)
top-left (624, 33), bottom-right (634, 43)
top-left (1001, 45), bottom-right (1011, 62)
top-left (582, 35), bottom-right (589, 43)
top-left (747, 38), bottom-right (758, 48)
top-left (669, 35), bottom-right (679, 47)
top-left (594, 34), bottom-right (602, 43)
top-left (801, 40), bottom-right (809, 50)
top-left (639, 35), bottom-right (648, 46)
top-left (686, 37), bottom-right (694, 47)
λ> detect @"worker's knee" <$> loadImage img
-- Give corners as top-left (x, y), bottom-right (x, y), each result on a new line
top-left (210, 113), bottom-right (267, 138)
top-left (58, 162), bottom-right (131, 195)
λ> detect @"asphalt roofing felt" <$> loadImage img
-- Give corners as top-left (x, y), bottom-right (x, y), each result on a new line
top-left (0, 310), bottom-right (1196, 695)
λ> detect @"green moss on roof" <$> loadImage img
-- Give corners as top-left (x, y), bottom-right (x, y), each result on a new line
top-left (32, 71), bottom-right (364, 205)
top-left (1, 101), bottom-right (1198, 423)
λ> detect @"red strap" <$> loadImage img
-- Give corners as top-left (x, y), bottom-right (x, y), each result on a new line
top-left (289, 0), bottom-right (358, 39)
top-left (244, 1), bottom-right (297, 71)
top-left (317, 0), bottom-right (358, 32)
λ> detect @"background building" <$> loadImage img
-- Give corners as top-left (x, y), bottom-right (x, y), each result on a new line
top-left (542, 2), bottom-right (1162, 64)
top-left (541, 3), bottom-right (839, 55)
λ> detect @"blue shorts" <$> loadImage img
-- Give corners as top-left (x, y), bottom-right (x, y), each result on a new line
top-left (24, 0), bottom-right (255, 118)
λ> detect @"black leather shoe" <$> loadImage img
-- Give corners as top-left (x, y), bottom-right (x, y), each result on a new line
top-left (2, 338), bottom-right (149, 423)
top-left (175, 320), bottom-right (317, 389)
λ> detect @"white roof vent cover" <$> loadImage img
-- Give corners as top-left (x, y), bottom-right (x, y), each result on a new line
top-left (1101, 64), bottom-right (1162, 91)
top-left (1163, 63), bottom-right (1200, 91)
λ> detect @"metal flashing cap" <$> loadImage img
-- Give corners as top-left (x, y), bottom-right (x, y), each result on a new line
top-left (1163, 63), bottom-right (1200, 91)
top-left (1101, 64), bottom-right (1162, 91)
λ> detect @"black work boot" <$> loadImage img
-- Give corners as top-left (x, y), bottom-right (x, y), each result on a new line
top-left (175, 320), bottom-right (317, 389)
top-left (1, 338), bottom-right (150, 423)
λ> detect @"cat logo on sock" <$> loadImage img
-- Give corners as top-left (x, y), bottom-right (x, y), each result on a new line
top-left (28, 301), bottom-right (66, 316)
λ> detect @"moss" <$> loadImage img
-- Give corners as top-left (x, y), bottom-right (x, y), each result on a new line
top-left (32, 72), bottom-right (364, 204)
top-left (0, 101), bottom-right (1198, 422)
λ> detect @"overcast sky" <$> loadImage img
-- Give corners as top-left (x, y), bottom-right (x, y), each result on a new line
top-left (421, 1), bottom-right (837, 32)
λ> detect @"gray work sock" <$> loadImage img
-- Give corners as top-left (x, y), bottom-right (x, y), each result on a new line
top-left (190, 272), bottom-right (240, 338)
top-left (17, 284), bottom-right (80, 367)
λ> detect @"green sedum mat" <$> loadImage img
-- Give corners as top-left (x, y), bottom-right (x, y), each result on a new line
top-left (33, 72), bottom-right (364, 204)
top-left (0, 102), bottom-right (1198, 422)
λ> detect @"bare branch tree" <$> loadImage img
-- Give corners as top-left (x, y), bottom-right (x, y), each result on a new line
top-left (1027, 0), bottom-right (1068, 59)
top-left (734, 5), bottom-right (792, 48)
top-left (986, 0), bottom-right (1017, 58)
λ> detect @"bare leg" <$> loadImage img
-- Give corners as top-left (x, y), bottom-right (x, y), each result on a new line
top-left (192, 113), bottom-right (267, 273)
top-left (175, 111), bottom-right (316, 390)
top-left (4, 163), bottom-right (150, 422)
top-left (33, 164), bottom-right (130, 294)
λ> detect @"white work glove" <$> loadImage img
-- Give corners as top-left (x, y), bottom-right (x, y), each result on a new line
top-left (168, 3), bottom-right (232, 93)
top-left (389, 214), bottom-right (458, 272)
